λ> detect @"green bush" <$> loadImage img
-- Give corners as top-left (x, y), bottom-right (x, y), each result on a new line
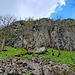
top-left (16, 49), bottom-right (27, 55)
top-left (7, 38), bottom-right (14, 41)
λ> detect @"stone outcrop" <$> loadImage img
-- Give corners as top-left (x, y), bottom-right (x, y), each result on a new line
top-left (0, 58), bottom-right (75, 75)
top-left (5, 18), bottom-right (75, 51)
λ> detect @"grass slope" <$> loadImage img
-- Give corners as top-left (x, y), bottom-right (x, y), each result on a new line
top-left (0, 46), bottom-right (75, 64)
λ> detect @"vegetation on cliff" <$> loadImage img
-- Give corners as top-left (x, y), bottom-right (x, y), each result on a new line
top-left (0, 17), bottom-right (75, 64)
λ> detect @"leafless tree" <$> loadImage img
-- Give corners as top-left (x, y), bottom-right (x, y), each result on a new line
top-left (0, 15), bottom-right (16, 50)
top-left (48, 17), bottom-right (63, 57)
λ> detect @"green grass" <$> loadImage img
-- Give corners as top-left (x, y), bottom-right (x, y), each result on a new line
top-left (0, 46), bottom-right (75, 64)
top-left (24, 71), bottom-right (31, 75)
top-left (40, 48), bottom-right (75, 64)
top-left (0, 46), bottom-right (28, 58)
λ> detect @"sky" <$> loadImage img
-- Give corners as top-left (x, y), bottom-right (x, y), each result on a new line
top-left (0, 0), bottom-right (75, 20)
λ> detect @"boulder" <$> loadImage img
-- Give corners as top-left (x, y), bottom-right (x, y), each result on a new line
top-left (8, 70), bottom-right (14, 75)
top-left (34, 47), bottom-right (46, 54)
top-left (28, 62), bottom-right (42, 75)
top-left (0, 70), bottom-right (3, 73)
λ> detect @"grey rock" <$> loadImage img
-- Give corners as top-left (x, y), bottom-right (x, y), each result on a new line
top-left (8, 70), bottom-right (14, 75)
top-left (0, 70), bottom-right (3, 73)
top-left (28, 62), bottom-right (42, 75)
top-left (0, 58), bottom-right (75, 75)
top-left (5, 19), bottom-right (75, 51)
top-left (58, 64), bottom-right (69, 71)
top-left (68, 72), bottom-right (75, 75)
top-left (34, 47), bottom-right (46, 54)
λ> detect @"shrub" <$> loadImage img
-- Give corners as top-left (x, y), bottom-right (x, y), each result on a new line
top-left (16, 49), bottom-right (27, 55)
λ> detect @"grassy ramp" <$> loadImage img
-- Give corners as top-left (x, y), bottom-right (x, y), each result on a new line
top-left (0, 46), bottom-right (75, 64)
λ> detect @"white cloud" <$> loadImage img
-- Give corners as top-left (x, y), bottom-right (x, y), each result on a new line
top-left (0, 0), bottom-right (66, 19)
top-left (59, 0), bottom-right (66, 5)
top-left (17, 0), bottom-right (66, 19)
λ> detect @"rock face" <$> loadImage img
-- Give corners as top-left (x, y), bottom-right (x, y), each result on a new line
top-left (5, 18), bottom-right (75, 51)
top-left (0, 58), bottom-right (75, 75)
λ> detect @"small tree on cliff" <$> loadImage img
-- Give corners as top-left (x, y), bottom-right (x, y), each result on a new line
top-left (48, 16), bottom-right (63, 57)
top-left (0, 15), bottom-right (16, 50)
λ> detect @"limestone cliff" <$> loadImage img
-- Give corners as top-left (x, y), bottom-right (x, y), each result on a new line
top-left (4, 18), bottom-right (75, 51)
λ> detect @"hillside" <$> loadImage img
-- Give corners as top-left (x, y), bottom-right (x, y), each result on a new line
top-left (0, 18), bottom-right (75, 75)
top-left (0, 18), bottom-right (75, 51)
